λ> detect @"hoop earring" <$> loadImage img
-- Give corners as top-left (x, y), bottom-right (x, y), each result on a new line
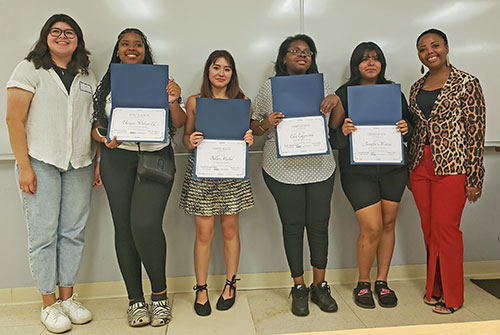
top-left (446, 55), bottom-right (450, 67)
top-left (420, 65), bottom-right (425, 74)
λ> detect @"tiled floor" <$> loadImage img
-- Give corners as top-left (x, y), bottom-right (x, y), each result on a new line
top-left (1, 278), bottom-right (499, 335)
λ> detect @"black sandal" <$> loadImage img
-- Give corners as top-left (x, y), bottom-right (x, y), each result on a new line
top-left (353, 282), bottom-right (375, 309)
top-left (374, 281), bottom-right (398, 308)
top-left (216, 275), bottom-right (240, 311)
top-left (433, 301), bottom-right (462, 314)
top-left (423, 294), bottom-right (441, 306)
top-left (193, 284), bottom-right (211, 316)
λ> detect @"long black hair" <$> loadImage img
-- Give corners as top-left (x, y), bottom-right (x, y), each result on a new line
top-left (26, 14), bottom-right (90, 74)
top-left (93, 28), bottom-right (154, 127)
top-left (344, 42), bottom-right (392, 87)
top-left (274, 34), bottom-right (319, 76)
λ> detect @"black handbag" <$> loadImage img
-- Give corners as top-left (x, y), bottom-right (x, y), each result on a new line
top-left (137, 146), bottom-right (175, 184)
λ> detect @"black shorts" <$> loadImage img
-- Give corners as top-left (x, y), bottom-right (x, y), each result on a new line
top-left (340, 167), bottom-right (408, 211)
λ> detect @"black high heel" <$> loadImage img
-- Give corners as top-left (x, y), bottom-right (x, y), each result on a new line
top-left (193, 284), bottom-right (211, 316)
top-left (216, 275), bottom-right (240, 311)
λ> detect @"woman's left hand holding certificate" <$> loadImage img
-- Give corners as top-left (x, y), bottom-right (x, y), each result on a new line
top-left (167, 78), bottom-right (181, 103)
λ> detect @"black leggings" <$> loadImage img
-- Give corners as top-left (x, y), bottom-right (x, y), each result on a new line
top-left (263, 170), bottom-right (335, 278)
top-left (100, 146), bottom-right (174, 299)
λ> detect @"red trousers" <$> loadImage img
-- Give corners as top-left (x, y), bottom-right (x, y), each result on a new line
top-left (410, 146), bottom-right (466, 308)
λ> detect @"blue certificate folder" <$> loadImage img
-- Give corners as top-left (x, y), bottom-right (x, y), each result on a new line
top-left (270, 73), bottom-right (329, 157)
top-left (109, 63), bottom-right (169, 142)
top-left (193, 98), bottom-right (250, 179)
top-left (347, 83), bottom-right (404, 165)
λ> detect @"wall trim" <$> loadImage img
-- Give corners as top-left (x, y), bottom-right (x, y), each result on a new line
top-left (1, 260), bottom-right (499, 305)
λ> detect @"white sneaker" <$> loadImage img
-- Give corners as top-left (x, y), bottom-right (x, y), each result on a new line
top-left (41, 301), bottom-right (72, 333)
top-left (60, 293), bottom-right (92, 324)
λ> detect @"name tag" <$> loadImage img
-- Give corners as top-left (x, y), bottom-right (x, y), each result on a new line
top-left (79, 81), bottom-right (93, 94)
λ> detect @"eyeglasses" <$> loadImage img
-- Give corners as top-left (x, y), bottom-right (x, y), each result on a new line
top-left (286, 48), bottom-right (313, 57)
top-left (49, 28), bottom-right (76, 39)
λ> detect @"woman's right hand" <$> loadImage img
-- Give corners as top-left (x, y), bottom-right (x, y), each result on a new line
top-left (103, 136), bottom-right (121, 149)
top-left (342, 118), bottom-right (356, 136)
top-left (18, 165), bottom-right (37, 195)
top-left (190, 131), bottom-right (204, 148)
top-left (261, 112), bottom-right (284, 129)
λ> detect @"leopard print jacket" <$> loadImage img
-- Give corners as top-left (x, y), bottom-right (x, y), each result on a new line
top-left (408, 66), bottom-right (485, 188)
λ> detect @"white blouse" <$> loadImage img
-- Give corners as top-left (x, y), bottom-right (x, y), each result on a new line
top-left (7, 60), bottom-right (96, 170)
top-left (252, 78), bottom-right (336, 185)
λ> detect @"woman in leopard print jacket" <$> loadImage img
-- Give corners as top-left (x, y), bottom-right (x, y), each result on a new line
top-left (408, 29), bottom-right (485, 314)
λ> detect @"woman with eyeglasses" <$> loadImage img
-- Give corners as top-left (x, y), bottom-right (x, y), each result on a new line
top-left (92, 28), bottom-right (186, 327)
top-left (6, 14), bottom-right (96, 333)
top-left (251, 34), bottom-right (344, 316)
top-left (331, 42), bottom-right (412, 309)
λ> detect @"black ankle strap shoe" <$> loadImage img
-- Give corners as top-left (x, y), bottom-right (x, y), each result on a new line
top-left (193, 284), bottom-right (211, 316)
top-left (216, 275), bottom-right (240, 311)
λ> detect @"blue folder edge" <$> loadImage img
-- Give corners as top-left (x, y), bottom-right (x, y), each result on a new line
top-left (192, 98), bottom-right (250, 180)
top-left (270, 73), bottom-right (329, 158)
top-left (347, 83), bottom-right (404, 165)
top-left (108, 63), bottom-right (169, 143)
top-left (274, 115), bottom-right (331, 158)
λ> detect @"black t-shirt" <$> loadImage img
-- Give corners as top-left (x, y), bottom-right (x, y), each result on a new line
top-left (416, 89), bottom-right (440, 145)
top-left (416, 89), bottom-right (440, 119)
top-left (329, 83), bottom-right (413, 175)
top-left (52, 65), bottom-right (75, 93)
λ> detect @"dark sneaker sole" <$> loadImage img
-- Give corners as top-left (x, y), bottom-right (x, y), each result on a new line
top-left (291, 309), bottom-right (309, 316)
top-left (311, 296), bottom-right (338, 312)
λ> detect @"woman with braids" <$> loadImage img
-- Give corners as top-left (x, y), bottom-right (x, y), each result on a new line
top-left (6, 14), bottom-right (95, 333)
top-left (92, 28), bottom-right (186, 327)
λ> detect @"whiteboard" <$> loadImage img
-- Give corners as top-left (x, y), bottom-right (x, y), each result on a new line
top-left (1, 0), bottom-right (499, 158)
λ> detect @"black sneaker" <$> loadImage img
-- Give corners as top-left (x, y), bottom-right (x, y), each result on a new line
top-left (353, 282), bottom-right (375, 309)
top-left (311, 281), bottom-right (338, 312)
top-left (290, 284), bottom-right (309, 316)
top-left (374, 281), bottom-right (398, 308)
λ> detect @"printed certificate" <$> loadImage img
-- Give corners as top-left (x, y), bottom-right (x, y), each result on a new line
top-left (351, 125), bottom-right (403, 164)
top-left (194, 139), bottom-right (247, 179)
top-left (108, 107), bottom-right (167, 142)
top-left (275, 115), bottom-right (328, 157)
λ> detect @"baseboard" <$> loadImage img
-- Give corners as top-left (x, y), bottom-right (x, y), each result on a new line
top-left (2, 260), bottom-right (499, 305)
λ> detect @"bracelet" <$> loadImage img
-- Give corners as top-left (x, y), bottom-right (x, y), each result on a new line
top-left (96, 157), bottom-right (101, 162)
top-left (258, 119), bottom-right (267, 132)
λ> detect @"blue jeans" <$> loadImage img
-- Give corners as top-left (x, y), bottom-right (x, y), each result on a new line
top-left (16, 157), bottom-right (93, 295)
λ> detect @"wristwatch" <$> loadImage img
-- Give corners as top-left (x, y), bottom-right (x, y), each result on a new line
top-left (171, 97), bottom-right (182, 105)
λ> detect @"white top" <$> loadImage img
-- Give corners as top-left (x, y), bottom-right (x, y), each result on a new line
top-left (251, 78), bottom-right (336, 184)
top-left (6, 60), bottom-right (96, 170)
top-left (104, 94), bottom-right (185, 151)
